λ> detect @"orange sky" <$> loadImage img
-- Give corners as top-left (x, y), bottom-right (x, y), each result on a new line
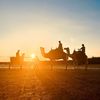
top-left (0, 0), bottom-right (100, 61)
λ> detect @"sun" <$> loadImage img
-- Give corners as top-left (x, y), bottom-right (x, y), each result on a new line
top-left (31, 53), bottom-right (36, 59)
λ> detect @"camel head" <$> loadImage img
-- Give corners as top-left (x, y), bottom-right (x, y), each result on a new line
top-left (40, 47), bottom-right (44, 54)
top-left (40, 47), bottom-right (44, 51)
top-left (64, 47), bottom-right (70, 55)
top-left (40, 47), bottom-right (47, 58)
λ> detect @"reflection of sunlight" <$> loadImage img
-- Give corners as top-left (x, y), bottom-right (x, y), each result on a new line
top-left (31, 53), bottom-right (36, 59)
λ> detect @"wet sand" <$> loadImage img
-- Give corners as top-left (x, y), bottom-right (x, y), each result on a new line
top-left (0, 65), bottom-right (100, 100)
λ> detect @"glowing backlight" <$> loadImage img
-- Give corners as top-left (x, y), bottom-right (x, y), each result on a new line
top-left (31, 53), bottom-right (36, 59)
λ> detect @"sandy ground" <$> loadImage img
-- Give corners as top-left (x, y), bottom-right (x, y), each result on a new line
top-left (0, 65), bottom-right (100, 100)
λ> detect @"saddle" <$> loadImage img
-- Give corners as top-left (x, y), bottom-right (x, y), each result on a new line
top-left (49, 48), bottom-right (64, 56)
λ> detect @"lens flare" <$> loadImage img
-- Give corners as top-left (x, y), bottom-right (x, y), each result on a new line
top-left (31, 53), bottom-right (35, 59)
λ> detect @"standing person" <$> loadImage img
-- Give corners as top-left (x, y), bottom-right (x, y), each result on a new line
top-left (80, 44), bottom-right (85, 54)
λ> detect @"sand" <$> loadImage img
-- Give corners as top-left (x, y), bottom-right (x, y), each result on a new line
top-left (0, 65), bottom-right (100, 100)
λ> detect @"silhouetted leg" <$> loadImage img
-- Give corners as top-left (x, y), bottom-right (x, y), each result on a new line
top-left (19, 62), bottom-right (22, 69)
top-left (73, 61), bottom-right (75, 69)
top-left (63, 56), bottom-right (68, 70)
top-left (9, 63), bottom-right (11, 70)
top-left (65, 60), bottom-right (67, 70)
top-left (73, 60), bottom-right (77, 69)
top-left (33, 63), bottom-right (38, 70)
top-left (74, 60), bottom-right (78, 69)
top-left (66, 62), bottom-right (68, 70)
top-left (85, 65), bottom-right (87, 70)
top-left (20, 63), bottom-right (22, 70)
top-left (76, 62), bottom-right (78, 69)
top-left (50, 59), bottom-right (53, 70)
top-left (85, 59), bottom-right (88, 70)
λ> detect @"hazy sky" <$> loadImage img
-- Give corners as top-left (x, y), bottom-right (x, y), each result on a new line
top-left (0, 0), bottom-right (100, 61)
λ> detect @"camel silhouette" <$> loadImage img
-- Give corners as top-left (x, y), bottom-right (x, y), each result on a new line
top-left (64, 47), bottom-right (88, 70)
top-left (40, 47), bottom-right (68, 70)
top-left (9, 53), bottom-right (25, 69)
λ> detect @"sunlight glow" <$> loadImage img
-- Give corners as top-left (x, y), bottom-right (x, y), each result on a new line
top-left (31, 53), bottom-right (36, 59)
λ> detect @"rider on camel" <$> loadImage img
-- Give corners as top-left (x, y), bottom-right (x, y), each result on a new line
top-left (16, 50), bottom-right (20, 58)
top-left (80, 44), bottom-right (85, 54)
top-left (50, 41), bottom-right (63, 53)
top-left (57, 41), bottom-right (63, 52)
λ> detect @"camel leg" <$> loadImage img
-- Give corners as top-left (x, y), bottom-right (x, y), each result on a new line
top-left (20, 63), bottom-right (23, 70)
top-left (85, 59), bottom-right (88, 70)
top-left (9, 63), bottom-right (11, 70)
top-left (66, 62), bottom-right (67, 70)
top-left (73, 60), bottom-right (76, 70)
top-left (65, 59), bottom-right (68, 70)
top-left (50, 59), bottom-right (53, 70)
top-left (74, 60), bottom-right (78, 70)
top-left (73, 61), bottom-right (75, 69)
top-left (63, 58), bottom-right (67, 70)
top-left (85, 65), bottom-right (87, 70)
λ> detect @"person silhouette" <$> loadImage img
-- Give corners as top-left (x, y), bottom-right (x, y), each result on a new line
top-left (16, 50), bottom-right (20, 58)
top-left (58, 41), bottom-right (63, 52)
top-left (80, 44), bottom-right (85, 54)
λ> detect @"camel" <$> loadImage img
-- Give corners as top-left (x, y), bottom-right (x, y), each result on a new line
top-left (40, 47), bottom-right (68, 70)
top-left (9, 53), bottom-right (25, 69)
top-left (64, 47), bottom-right (88, 70)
